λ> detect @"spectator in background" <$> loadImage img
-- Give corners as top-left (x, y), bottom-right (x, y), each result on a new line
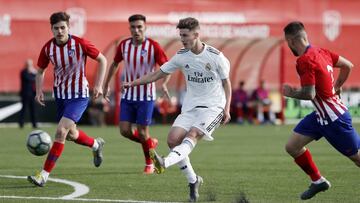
top-left (231, 81), bottom-right (249, 124)
top-left (19, 59), bottom-right (38, 128)
top-left (250, 80), bottom-right (275, 124)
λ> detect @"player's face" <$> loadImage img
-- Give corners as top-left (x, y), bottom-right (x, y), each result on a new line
top-left (51, 21), bottom-right (69, 45)
top-left (285, 36), bottom-right (299, 56)
top-left (129, 20), bottom-right (146, 44)
top-left (179, 29), bottom-right (198, 50)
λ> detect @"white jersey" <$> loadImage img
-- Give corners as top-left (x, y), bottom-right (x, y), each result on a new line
top-left (160, 44), bottom-right (230, 112)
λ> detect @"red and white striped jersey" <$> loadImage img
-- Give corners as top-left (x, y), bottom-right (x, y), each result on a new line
top-left (114, 37), bottom-right (168, 101)
top-left (297, 46), bottom-right (347, 125)
top-left (37, 35), bottom-right (100, 99)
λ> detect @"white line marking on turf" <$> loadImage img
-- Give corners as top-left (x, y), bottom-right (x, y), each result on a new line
top-left (0, 196), bottom-right (177, 203)
top-left (0, 175), bottom-right (89, 199)
top-left (0, 175), bottom-right (180, 203)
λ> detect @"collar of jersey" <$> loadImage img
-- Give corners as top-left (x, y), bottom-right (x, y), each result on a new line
top-left (53, 34), bottom-right (71, 47)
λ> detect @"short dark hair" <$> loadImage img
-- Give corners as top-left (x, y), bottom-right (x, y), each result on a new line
top-left (128, 14), bottom-right (146, 23)
top-left (50, 12), bottom-right (70, 26)
top-left (283, 21), bottom-right (305, 36)
top-left (177, 17), bottom-right (200, 30)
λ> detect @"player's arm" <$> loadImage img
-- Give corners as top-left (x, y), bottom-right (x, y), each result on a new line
top-left (161, 74), bottom-right (171, 100)
top-left (124, 69), bottom-right (169, 89)
top-left (93, 53), bottom-right (107, 99)
top-left (334, 56), bottom-right (354, 95)
top-left (102, 61), bottom-right (119, 101)
top-left (35, 68), bottom-right (46, 106)
top-left (222, 78), bottom-right (232, 124)
top-left (282, 84), bottom-right (315, 100)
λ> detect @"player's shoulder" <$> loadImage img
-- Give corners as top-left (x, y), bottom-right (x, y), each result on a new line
top-left (119, 37), bottom-right (132, 45)
top-left (42, 38), bottom-right (54, 48)
top-left (146, 38), bottom-right (165, 50)
top-left (146, 37), bottom-right (160, 45)
top-left (176, 48), bottom-right (190, 54)
top-left (70, 35), bottom-right (86, 43)
top-left (205, 45), bottom-right (221, 55)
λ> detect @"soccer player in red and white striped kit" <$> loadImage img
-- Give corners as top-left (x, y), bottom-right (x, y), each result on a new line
top-left (28, 11), bottom-right (107, 187)
top-left (103, 14), bottom-right (170, 174)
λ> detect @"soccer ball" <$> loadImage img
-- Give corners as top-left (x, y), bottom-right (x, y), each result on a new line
top-left (26, 130), bottom-right (52, 156)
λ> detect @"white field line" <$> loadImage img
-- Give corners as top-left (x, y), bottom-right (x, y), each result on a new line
top-left (0, 174), bottom-right (180, 203)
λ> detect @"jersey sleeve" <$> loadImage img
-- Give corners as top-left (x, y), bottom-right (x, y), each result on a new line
top-left (153, 41), bottom-right (168, 66)
top-left (217, 53), bottom-right (230, 79)
top-left (160, 54), bottom-right (179, 74)
top-left (80, 38), bottom-right (100, 59)
top-left (326, 49), bottom-right (339, 67)
top-left (113, 42), bottom-right (123, 63)
top-left (37, 45), bottom-right (50, 69)
top-left (297, 59), bottom-right (315, 86)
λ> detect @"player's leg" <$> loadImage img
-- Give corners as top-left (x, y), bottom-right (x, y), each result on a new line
top-left (136, 100), bottom-right (158, 174)
top-left (28, 117), bottom-right (73, 186)
top-left (286, 112), bottom-right (330, 200)
top-left (323, 111), bottom-right (360, 167)
top-left (119, 100), bottom-right (140, 142)
top-left (137, 125), bottom-right (158, 174)
top-left (61, 97), bottom-right (104, 165)
top-left (67, 125), bottom-right (105, 167)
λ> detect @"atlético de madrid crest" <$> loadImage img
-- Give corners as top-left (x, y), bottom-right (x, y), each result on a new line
top-left (323, 10), bottom-right (341, 41)
top-left (68, 49), bottom-right (75, 57)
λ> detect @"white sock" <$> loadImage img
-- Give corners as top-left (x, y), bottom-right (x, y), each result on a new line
top-left (312, 176), bottom-right (326, 184)
top-left (177, 156), bottom-right (197, 184)
top-left (164, 137), bottom-right (196, 168)
top-left (40, 170), bottom-right (49, 182)
top-left (92, 139), bottom-right (99, 151)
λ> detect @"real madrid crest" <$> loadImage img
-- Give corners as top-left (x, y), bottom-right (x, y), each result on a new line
top-left (205, 63), bottom-right (211, 71)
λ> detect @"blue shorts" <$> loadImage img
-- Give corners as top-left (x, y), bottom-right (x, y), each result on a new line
top-left (120, 100), bottom-right (154, 126)
top-left (55, 98), bottom-right (89, 123)
top-left (294, 111), bottom-right (360, 156)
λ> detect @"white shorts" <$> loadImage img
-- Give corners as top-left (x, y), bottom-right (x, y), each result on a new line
top-left (173, 106), bottom-right (224, 141)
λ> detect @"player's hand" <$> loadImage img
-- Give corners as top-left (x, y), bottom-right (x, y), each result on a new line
top-left (93, 85), bottom-right (103, 99)
top-left (282, 84), bottom-right (294, 97)
top-left (222, 109), bottom-right (231, 125)
top-left (161, 83), bottom-right (171, 100)
top-left (103, 85), bottom-right (111, 102)
top-left (121, 82), bottom-right (132, 93)
top-left (35, 92), bottom-right (45, 106)
top-left (335, 87), bottom-right (342, 98)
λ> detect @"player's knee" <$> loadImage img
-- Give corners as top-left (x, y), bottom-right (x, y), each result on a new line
top-left (167, 138), bottom-right (178, 148)
top-left (187, 128), bottom-right (201, 140)
top-left (353, 160), bottom-right (360, 168)
top-left (119, 128), bottom-right (132, 138)
top-left (348, 153), bottom-right (360, 167)
top-left (285, 143), bottom-right (296, 156)
top-left (55, 126), bottom-right (68, 141)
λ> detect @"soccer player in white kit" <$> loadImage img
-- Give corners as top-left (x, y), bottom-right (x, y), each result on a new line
top-left (122, 17), bottom-right (231, 202)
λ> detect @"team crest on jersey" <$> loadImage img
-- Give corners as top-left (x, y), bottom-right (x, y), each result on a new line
top-left (141, 49), bottom-right (147, 57)
top-left (68, 49), bottom-right (75, 57)
top-left (185, 64), bottom-right (190, 69)
top-left (205, 63), bottom-right (211, 71)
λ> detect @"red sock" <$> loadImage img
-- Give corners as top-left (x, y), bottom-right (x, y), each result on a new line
top-left (142, 138), bottom-right (153, 165)
top-left (294, 149), bottom-right (321, 181)
top-left (128, 129), bottom-right (141, 143)
top-left (75, 130), bottom-right (95, 147)
top-left (43, 141), bottom-right (64, 173)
